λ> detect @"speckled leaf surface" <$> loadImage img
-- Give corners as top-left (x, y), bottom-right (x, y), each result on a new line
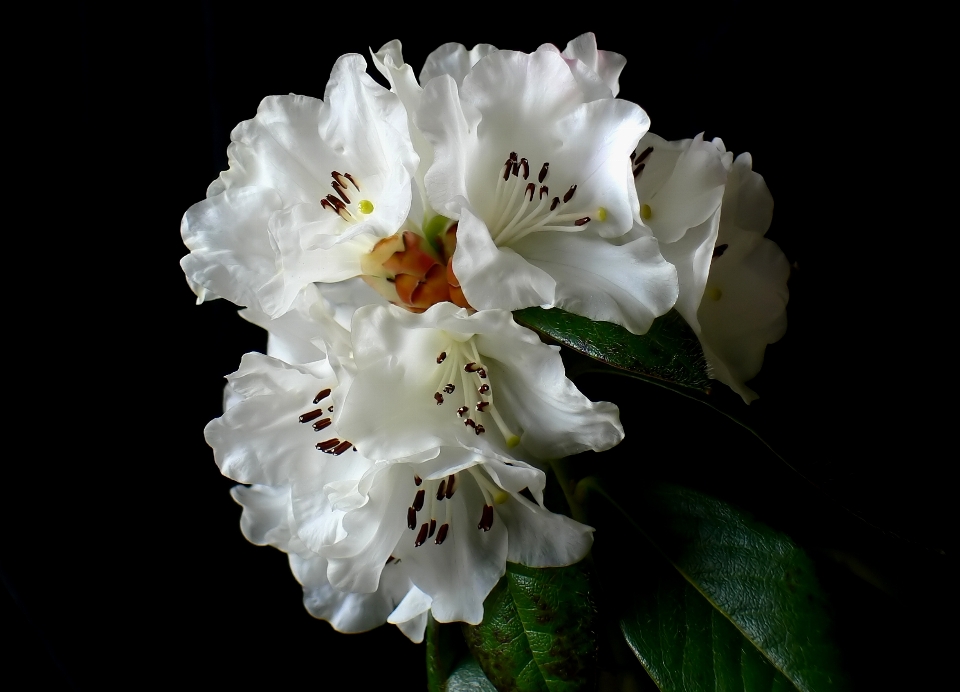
top-left (463, 562), bottom-right (598, 692)
top-left (627, 485), bottom-right (847, 692)
top-left (428, 615), bottom-right (463, 692)
top-left (512, 308), bottom-right (709, 391)
top-left (447, 656), bottom-right (499, 692)
top-left (621, 550), bottom-right (794, 692)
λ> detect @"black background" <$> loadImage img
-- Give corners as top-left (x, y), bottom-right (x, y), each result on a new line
top-left (3, 1), bottom-right (948, 689)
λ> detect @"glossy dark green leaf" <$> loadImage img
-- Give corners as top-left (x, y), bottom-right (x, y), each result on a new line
top-left (593, 483), bottom-right (846, 692)
top-left (463, 562), bottom-right (598, 692)
top-left (620, 548), bottom-right (794, 692)
top-left (428, 614), bottom-right (464, 692)
top-left (512, 308), bottom-right (709, 392)
top-left (447, 656), bottom-right (499, 692)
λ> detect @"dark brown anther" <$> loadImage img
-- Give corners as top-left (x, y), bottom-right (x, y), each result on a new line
top-left (445, 474), bottom-right (456, 498)
top-left (509, 151), bottom-right (517, 160)
top-left (299, 409), bottom-right (326, 423)
top-left (475, 424), bottom-right (485, 435)
top-left (414, 475), bottom-right (423, 486)
top-left (538, 162), bottom-right (549, 183)
top-left (344, 172), bottom-right (360, 191)
top-left (540, 185), bottom-right (549, 199)
top-left (326, 194), bottom-right (345, 210)
top-left (712, 243), bottom-right (728, 258)
top-left (503, 159), bottom-right (513, 181)
top-left (435, 392), bottom-right (444, 405)
top-left (320, 198), bottom-right (334, 212)
top-left (512, 161), bottom-right (520, 177)
top-left (457, 406), bottom-right (469, 417)
top-left (435, 523), bottom-right (449, 544)
top-left (413, 489), bottom-right (425, 512)
top-left (477, 368), bottom-right (487, 379)
top-left (633, 163), bottom-right (645, 178)
top-left (436, 479), bottom-right (447, 500)
top-left (520, 158), bottom-right (529, 180)
top-left (407, 507), bottom-right (417, 529)
top-left (332, 171), bottom-right (347, 186)
top-left (316, 438), bottom-right (340, 452)
top-left (575, 217), bottom-right (591, 226)
top-left (464, 418), bottom-right (476, 428)
top-left (333, 441), bottom-right (353, 455)
top-left (476, 401), bottom-right (490, 412)
top-left (328, 406), bottom-right (334, 412)
top-left (428, 519), bottom-right (436, 538)
top-left (332, 180), bottom-right (351, 205)
top-left (478, 504), bottom-right (494, 531)
top-left (437, 351), bottom-right (447, 364)
top-left (313, 388), bottom-right (332, 404)
top-left (444, 384), bottom-right (456, 394)
top-left (478, 384), bottom-right (490, 394)
top-left (629, 151), bottom-right (636, 160)
top-left (386, 556), bottom-right (396, 564)
top-left (464, 362), bottom-right (481, 372)
top-left (635, 146), bottom-right (654, 164)
top-left (312, 418), bottom-right (332, 432)
top-left (525, 182), bottom-right (535, 201)
top-left (563, 185), bottom-right (577, 203)
top-left (550, 197), bottom-right (560, 211)
top-left (415, 523), bottom-right (429, 547)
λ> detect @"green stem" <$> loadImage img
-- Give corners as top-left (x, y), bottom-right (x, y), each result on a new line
top-left (548, 458), bottom-right (587, 524)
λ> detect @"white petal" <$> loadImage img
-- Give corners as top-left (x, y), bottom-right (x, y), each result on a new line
top-left (497, 495), bottom-right (594, 567)
top-left (513, 229), bottom-right (678, 334)
top-left (419, 42), bottom-right (498, 87)
top-left (387, 585), bottom-right (433, 643)
top-left (230, 484), bottom-right (294, 549)
top-left (657, 210), bottom-right (721, 333)
top-left (561, 32), bottom-right (626, 97)
top-left (454, 207), bottom-right (556, 311)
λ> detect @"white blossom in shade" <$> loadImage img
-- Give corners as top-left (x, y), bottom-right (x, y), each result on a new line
top-left (414, 47), bottom-right (677, 334)
top-left (333, 302), bottom-right (624, 462)
top-left (696, 153), bottom-right (789, 403)
top-left (180, 54), bottom-right (417, 318)
top-left (207, 350), bottom-right (595, 628)
top-left (230, 482), bottom-right (430, 641)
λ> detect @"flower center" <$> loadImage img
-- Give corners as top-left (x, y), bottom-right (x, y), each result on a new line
top-left (433, 339), bottom-right (521, 447)
top-left (485, 151), bottom-right (598, 247)
top-left (298, 387), bottom-right (355, 456)
top-left (319, 170), bottom-right (374, 222)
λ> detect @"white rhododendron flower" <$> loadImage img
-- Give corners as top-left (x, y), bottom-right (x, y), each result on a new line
top-left (333, 302), bottom-right (624, 462)
top-left (180, 54), bottom-right (417, 318)
top-left (207, 345), bottom-right (597, 629)
top-left (697, 154), bottom-right (789, 403)
top-left (415, 47), bottom-right (678, 334)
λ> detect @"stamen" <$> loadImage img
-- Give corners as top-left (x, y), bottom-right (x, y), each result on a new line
top-left (435, 523), bottom-right (449, 544)
top-left (509, 151), bottom-right (517, 160)
top-left (502, 159), bottom-right (513, 181)
top-left (386, 556), bottom-right (396, 564)
top-left (550, 197), bottom-right (560, 211)
top-left (313, 388), bottom-right (332, 404)
top-left (332, 171), bottom-right (348, 188)
top-left (320, 198), bottom-right (334, 213)
top-left (538, 162), bottom-right (549, 183)
top-left (414, 475), bottom-right (422, 486)
top-left (316, 439), bottom-right (339, 452)
top-left (445, 474), bottom-right (456, 498)
top-left (443, 384), bottom-right (455, 393)
top-left (475, 424), bottom-right (486, 435)
top-left (477, 368), bottom-right (487, 379)
top-left (476, 402), bottom-right (489, 412)
top-left (332, 180), bottom-right (351, 205)
top-left (332, 441), bottom-right (352, 455)
top-left (413, 489), bottom-right (425, 512)
top-left (478, 504), bottom-right (494, 531)
top-left (520, 158), bottom-right (529, 180)
top-left (563, 185), bottom-right (577, 203)
top-left (457, 406), bottom-right (469, 417)
top-left (525, 182), bottom-right (535, 201)
top-left (464, 418), bottom-right (476, 428)
top-left (407, 507), bottom-right (417, 530)
top-left (575, 217), bottom-right (591, 226)
top-left (478, 384), bottom-right (490, 394)
top-left (299, 409), bottom-right (325, 423)
top-left (540, 185), bottom-right (548, 199)
top-left (464, 363), bottom-right (482, 372)
top-left (344, 172), bottom-right (361, 191)
top-left (633, 163), bottom-right (645, 178)
top-left (713, 244), bottom-right (728, 258)
top-left (512, 161), bottom-right (520, 177)
top-left (434, 392), bottom-right (444, 405)
top-left (436, 479), bottom-right (447, 500)
top-left (437, 351), bottom-right (447, 364)
top-left (328, 406), bottom-right (334, 412)
top-left (428, 519), bottom-right (437, 538)
top-left (312, 418), bottom-right (332, 431)
top-left (635, 146), bottom-right (654, 163)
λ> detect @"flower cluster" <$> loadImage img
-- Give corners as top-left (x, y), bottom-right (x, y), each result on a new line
top-left (181, 34), bottom-right (788, 641)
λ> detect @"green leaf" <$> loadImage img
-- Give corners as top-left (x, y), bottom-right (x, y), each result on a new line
top-left (620, 549), bottom-right (795, 692)
top-left (463, 562), bottom-right (598, 692)
top-left (428, 614), bottom-right (465, 692)
top-left (589, 483), bottom-right (847, 692)
top-left (512, 308), bottom-right (709, 392)
top-left (447, 656), bottom-right (499, 692)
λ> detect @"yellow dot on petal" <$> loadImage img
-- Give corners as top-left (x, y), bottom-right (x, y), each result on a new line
top-left (597, 207), bottom-right (608, 221)
top-left (640, 204), bottom-right (652, 220)
top-left (493, 491), bottom-right (510, 505)
top-left (358, 200), bottom-right (374, 214)
top-left (506, 435), bottom-right (521, 449)
top-left (707, 286), bottom-right (722, 301)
